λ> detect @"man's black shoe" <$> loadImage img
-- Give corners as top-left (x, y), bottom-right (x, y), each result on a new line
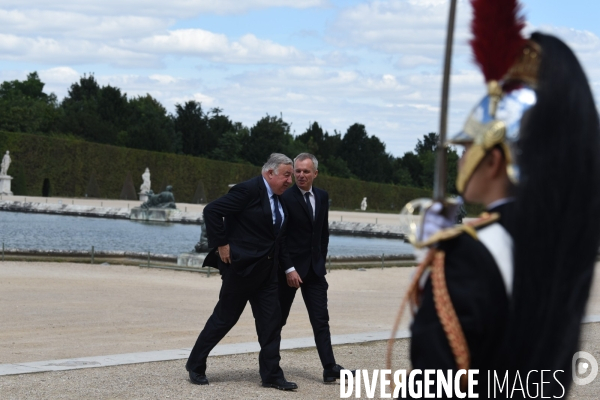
top-left (323, 364), bottom-right (355, 383)
top-left (262, 378), bottom-right (298, 390)
top-left (189, 370), bottom-right (209, 385)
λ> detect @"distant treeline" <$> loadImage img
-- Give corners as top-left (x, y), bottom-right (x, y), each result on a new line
top-left (0, 72), bottom-right (460, 194)
top-left (0, 130), bottom-right (438, 213)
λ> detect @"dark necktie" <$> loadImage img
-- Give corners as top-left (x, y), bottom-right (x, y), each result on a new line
top-left (305, 192), bottom-right (314, 222)
top-left (273, 194), bottom-right (282, 235)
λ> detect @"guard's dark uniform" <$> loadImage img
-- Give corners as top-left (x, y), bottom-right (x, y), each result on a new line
top-left (407, 203), bottom-right (515, 397)
top-left (396, 1), bottom-right (600, 398)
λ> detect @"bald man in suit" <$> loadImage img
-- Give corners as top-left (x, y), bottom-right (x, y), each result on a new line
top-left (186, 153), bottom-right (298, 391)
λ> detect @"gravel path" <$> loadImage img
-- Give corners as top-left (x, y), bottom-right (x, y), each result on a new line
top-left (2, 260), bottom-right (600, 399)
top-left (2, 328), bottom-right (600, 399)
top-left (0, 262), bottom-right (414, 364)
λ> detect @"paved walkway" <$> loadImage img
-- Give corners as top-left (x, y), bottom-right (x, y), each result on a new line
top-left (3, 316), bottom-right (600, 377)
top-left (1, 261), bottom-right (600, 398)
top-left (0, 262), bottom-right (416, 365)
top-left (0, 329), bottom-right (411, 376)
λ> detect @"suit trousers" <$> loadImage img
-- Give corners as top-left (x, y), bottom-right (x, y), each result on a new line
top-left (187, 258), bottom-right (284, 381)
top-left (279, 267), bottom-right (336, 369)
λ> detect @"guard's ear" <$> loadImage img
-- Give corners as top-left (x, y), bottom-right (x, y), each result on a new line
top-left (487, 147), bottom-right (507, 178)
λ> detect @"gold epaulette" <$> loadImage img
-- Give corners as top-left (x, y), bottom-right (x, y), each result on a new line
top-left (413, 212), bottom-right (500, 249)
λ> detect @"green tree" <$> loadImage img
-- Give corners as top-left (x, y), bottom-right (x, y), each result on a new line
top-left (397, 151), bottom-right (423, 187)
top-left (397, 132), bottom-right (459, 193)
top-left (415, 132), bottom-right (439, 155)
top-left (97, 85), bottom-right (129, 135)
top-left (293, 123), bottom-right (353, 177)
top-left (420, 151), bottom-right (437, 189)
top-left (0, 72), bottom-right (60, 133)
top-left (319, 130), bottom-right (344, 164)
top-left (321, 155), bottom-right (353, 178)
top-left (207, 108), bottom-right (237, 157)
top-left (296, 122), bottom-right (325, 157)
top-left (60, 74), bottom-right (129, 145)
top-left (244, 114), bottom-right (292, 166)
top-left (208, 108), bottom-right (234, 139)
top-left (209, 122), bottom-right (248, 163)
top-left (338, 123), bottom-right (393, 183)
top-left (392, 157), bottom-right (413, 186)
top-left (296, 123), bottom-right (346, 172)
top-left (0, 72), bottom-right (51, 101)
top-left (174, 101), bottom-right (209, 156)
top-left (127, 94), bottom-right (178, 152)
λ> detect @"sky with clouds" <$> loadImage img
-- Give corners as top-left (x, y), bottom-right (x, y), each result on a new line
top-left (1, 0), bottom-right (599, 156)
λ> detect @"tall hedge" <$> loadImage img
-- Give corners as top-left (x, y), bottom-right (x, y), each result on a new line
top-left (0, 131), bottom-right (431, 210)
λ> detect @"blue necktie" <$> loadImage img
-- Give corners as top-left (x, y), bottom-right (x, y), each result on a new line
top-left (273, 194), bottom-right (282, 235)
top-left (305, 192), bottom-right (314, 222)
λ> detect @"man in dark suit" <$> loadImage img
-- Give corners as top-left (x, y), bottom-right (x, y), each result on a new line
top-left (186, 153), bottom-right (298, 391)
top-left (279, 153), bottom-right (352, 383)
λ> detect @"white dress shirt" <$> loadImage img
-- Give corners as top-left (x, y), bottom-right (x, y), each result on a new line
top-left (262, 176), bottom-right (284, 227)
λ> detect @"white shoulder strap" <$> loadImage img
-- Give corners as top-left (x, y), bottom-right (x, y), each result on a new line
top-left (477, 223), bottom-right (514, 296)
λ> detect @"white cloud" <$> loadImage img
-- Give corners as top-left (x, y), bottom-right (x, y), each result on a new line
top-left (327, 0), bottom-right (472, 60)
top-left (188, 66), bottom-right (482, 154)
top-left (318, 51), bottom-right (360, 67)
top-left (127, 29), bottom-right (308, 64)
top-left (95, 74), bottom-right (204, 100)
top-left (3, 0), bottom-right (329, 18)
top-left (0, 0), bottom-right (327, 70)
top-left (191, 93), bottom-right (215, 106)
top-left (0, 9), bottom-right (170, 40)
top-left (318, 0), bottom-right (600, 146)
top-left (168, 92), bottom-right (216, 108)
top-left (38, 67), bottom-right (80, 85)
top-left (149, 74), bottom-right (179, 85)
top-left (0, 34), bottom-right (159, 67)
top-left (532, 25), bottom-right (600, 55)
top-left (0, 27), bottom-right (309, 68)
top-left (396, 55), bottom-right (438, 68)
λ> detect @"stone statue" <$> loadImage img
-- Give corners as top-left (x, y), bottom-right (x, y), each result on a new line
top-left (140, 168), bottom-right (151, 193)
top-left (140, 185), bottom-right (176, 209)
top-left (194, 219), bottom-right (209, 253)
top-left (360, 197), bottom-right (367, 211)
top-left (0, 151), bottom-right (11, 176)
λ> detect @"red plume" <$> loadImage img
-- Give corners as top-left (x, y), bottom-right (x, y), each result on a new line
top-left (470, 0), bottom-right (526, 82)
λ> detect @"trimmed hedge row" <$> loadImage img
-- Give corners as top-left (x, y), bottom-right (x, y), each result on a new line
top-left (0, 131), bottom-right (432, 211)
top-left (316, 174), bottom-right (432, 212)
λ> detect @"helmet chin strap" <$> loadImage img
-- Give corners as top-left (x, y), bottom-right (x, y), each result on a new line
top-left (456, 145), bottom-right (487, 194)
top-left (457, 145), bottom-right (514, 206)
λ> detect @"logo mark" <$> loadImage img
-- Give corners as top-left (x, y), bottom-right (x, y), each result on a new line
top-left (572, 351), bottom-right (598, 385)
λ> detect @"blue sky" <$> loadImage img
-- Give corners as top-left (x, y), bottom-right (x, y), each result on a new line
top-left (1, 0), bottom-right (599, 156)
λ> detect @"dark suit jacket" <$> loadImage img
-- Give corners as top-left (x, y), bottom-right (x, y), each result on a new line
top-left (280, 184), bottom-right (329, 278)
top-left (202, 176), bottom-right (287, 277)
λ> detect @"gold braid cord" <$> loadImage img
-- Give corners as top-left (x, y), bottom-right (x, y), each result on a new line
top-left (431, 250), bottom-right (470, 388)
top-left (386, 248), bottom-right (435, 392)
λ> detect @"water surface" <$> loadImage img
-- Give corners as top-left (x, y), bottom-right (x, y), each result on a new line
top-left (0, 211), bottom-right (413, 257)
